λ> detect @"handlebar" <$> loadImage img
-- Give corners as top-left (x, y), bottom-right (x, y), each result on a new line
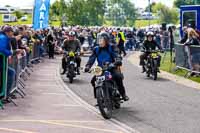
top-left (63, 51), bottom-right (80, 56)
top-left (141, 49), bottom-right (161, 53)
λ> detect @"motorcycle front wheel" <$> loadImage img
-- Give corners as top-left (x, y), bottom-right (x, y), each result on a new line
top-left (68, 65), bottom-right (75, 83)
top-left (96, 87), bottom-right (112, 119)
top-left (152, 60), bottom-right (158, 80)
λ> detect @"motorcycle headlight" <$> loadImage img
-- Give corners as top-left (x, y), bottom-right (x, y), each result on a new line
top-left (69, 51), bottom-right (75, 57)
top-left (151, 53), bottom-right (158, 58)
top-left (92, 66), bottom-right (102, 76)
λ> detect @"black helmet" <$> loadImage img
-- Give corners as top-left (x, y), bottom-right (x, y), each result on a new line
top-left (100, 32), bottom-right (110, 42)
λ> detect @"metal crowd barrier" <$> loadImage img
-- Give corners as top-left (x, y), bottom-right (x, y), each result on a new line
top-left (0, 42), bottom-right (46, 109)
top-left (175, 43), bottom-right (200, 77)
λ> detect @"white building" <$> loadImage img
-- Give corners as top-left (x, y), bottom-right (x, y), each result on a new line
top-left (20, 7), bottom-right (33, 14)
top-left (0, 6), bottom-right (18, 14)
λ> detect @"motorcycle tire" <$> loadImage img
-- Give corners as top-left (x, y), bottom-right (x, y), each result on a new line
top-left (69, 76), bottom-right (73, 83)
top-left (68, 65), bottom-right (75, 83)
top-left (115, 102), bottom-right (121, 109)
top-left (152, 60), bottom-right (158, 80)
top-left (96, 87), bottom-right (112, 119)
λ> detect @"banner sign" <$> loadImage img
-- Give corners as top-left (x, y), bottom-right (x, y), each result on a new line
top-left (33, 0), bottom-right (50, 30)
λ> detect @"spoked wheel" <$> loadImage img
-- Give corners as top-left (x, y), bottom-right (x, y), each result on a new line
top-left (96, 87), bottom-right (112, 119)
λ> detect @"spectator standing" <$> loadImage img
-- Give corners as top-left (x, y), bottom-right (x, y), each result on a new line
top-left (47, 30), bottom-right (55, 59)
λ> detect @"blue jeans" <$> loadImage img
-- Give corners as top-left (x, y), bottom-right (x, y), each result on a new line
top-left (7, 67), bottom-right (16, 95)
top-left (39, 45), bottom-right (45, 57)
top-left (125, 39), bottom-right (134, 51)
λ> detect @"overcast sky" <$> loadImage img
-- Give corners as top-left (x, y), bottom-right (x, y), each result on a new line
top-left (0, 0), bottom-right (174, 8)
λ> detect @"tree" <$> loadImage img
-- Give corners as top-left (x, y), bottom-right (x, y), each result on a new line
top-left (106, 0), bottom-right (137, 26)
top-left (160, 6), bottom-right (178, 24)
top-left (174, 0), bottom-right (200, 8)
top-left (145, 2), bottom-right (156, 12)
top-left (14, 11), bottom-right (23, 19)
top-left (151, 2), bottom-right (165, 13)
top-left (50, 0), bottom-right (136, 26)
top-left (61, 0), bottom-right (105, 26)
top-left (5, 5), bottom-right (11, 7)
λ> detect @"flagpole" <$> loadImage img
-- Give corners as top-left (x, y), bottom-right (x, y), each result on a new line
top-left (32, 0), bottom-right (36, 28)
top-left (148, 0), bottom-right (151, 27)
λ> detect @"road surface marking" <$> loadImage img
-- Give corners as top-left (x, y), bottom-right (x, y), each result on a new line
top-left (56, 66), bottom-right (139, 133)
top-left (39, 120), bottom-right (123, 133)
top-left (0, 120), bottom-right (121, 132)
top-left (0, 120), bottom-right (104, 123)
top-left (42, 93), bottom-right (67, 96)
top-left (0, 128), bottom-right (37, 133)
top-left (52, 104), bottom-right (82, 107)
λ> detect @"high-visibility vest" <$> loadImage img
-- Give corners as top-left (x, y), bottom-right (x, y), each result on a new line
top-left (116, 32), bottom-right (125, 44)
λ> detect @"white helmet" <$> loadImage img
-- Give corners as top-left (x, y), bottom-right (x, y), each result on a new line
top-left (69, 31), bottom-right (76, 36)
top-left (146, 31), bottom-right (154, 37)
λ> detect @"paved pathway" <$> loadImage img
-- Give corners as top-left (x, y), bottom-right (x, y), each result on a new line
top-left (0, 57), bottom-right (134, 133)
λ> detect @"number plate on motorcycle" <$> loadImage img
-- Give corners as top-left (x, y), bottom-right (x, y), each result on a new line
top-left (151, 53), bottom-right (158, 58)
top-left (97, 76), bottom-right (105, 82)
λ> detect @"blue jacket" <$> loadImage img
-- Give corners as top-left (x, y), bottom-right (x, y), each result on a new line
top-left (86, 45), bottom-right (118, 68)
top-left (0, 32), bottom-right (12, 57)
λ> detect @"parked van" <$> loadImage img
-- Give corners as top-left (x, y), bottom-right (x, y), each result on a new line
top-left (3, 14), bottom-right (17, 22)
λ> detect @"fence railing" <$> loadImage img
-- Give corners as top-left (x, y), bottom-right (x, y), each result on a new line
top-left (0, 42), bottom-right (46, 109)
top-left (175, 43), bottom-right (200, 76)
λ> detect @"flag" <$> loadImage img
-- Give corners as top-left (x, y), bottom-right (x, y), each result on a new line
top-left (33, 0), bottom-right (50, 30)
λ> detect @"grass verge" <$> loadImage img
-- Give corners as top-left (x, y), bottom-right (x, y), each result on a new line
top-left (160, 52), bottom-right (200, 83)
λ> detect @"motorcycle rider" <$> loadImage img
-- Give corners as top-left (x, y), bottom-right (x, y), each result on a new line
top-left (85, 32), bottom-right (129, 101)
top-left (140, 31), bottom-right (163, 73)
top-left (116, 28), bottom-right (126, 57)
top-left (61, 31), bottom-right (81, 75)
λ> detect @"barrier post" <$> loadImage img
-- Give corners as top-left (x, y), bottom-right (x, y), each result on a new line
top-left (0, 53), bottom-right (8, 108)
top-left (175, 43), bottom-right (200, 77)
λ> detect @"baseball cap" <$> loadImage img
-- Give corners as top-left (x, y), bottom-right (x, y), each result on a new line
top-left (3, 26), bottom-right (13, 33)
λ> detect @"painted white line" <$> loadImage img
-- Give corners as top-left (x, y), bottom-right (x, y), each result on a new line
top-left (0, 120), bottom-right (104, 123)
top-left (52, 104), bottom-right (82, 107)
top-left (0, 127), bottom-right (37, 133)
top-left (56, 66), bottom-right (141, 133)
top-left (42, 93), bottom-right (66, 96)
top-left (39, 120), bottom-right (121, 133)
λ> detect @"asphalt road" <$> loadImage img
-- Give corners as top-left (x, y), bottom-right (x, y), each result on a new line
top-left (0, 58), bottom-right (130, 133)
top-left (63, 52), bottom-right (200, 133)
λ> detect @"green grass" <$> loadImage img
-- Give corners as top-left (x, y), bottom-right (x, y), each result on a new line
top-left (104, 19), bottom-right (160, 27)
top-left (0, 15), bottom-right (160, 28)
top-left (0, 14), bottom-right (61, 26)
top-left (50, 21), bottom-right (60, 27)
top-left (0, 14), bottom-right (33, 26)
top-left (135, 19), bottom-right (159, 28)
top-left (160, 52), bottom-right (200, 83)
